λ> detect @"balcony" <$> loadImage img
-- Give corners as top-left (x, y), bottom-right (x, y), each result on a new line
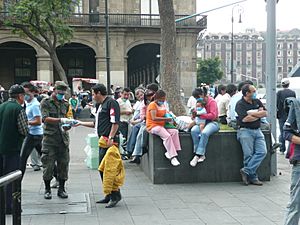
top-left (0, 12), bottom-right (206, 29)
top-left (68, 13), bottom-right (206, 30)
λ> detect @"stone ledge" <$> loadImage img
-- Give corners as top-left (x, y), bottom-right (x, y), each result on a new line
top-left (140, 131), bottom-right (272, 184)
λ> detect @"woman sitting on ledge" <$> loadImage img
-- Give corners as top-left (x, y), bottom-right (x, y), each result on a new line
top-left (146, 90), bottom-right (181, 166)
top-left (190, 86), bottom-right (219, 167)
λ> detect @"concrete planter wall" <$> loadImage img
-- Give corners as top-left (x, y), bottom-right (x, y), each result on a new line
top-left (140, 131), bottom-right (273, 184)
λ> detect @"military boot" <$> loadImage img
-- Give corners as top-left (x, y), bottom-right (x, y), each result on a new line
top-left (105, 190), bottom-right (122, 208)
top-left (57, 180), bottom-right (68, 199)
top-left (44, 180), bottom-right (52, 200)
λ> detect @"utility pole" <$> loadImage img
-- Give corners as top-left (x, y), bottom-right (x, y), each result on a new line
top-left (105, 0), bottom-right (111, 94)
top-left (266, 0), bottom-right (277, 139)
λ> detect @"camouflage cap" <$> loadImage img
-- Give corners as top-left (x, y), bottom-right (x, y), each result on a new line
top-left (54, 81), bottom-right (68, 91)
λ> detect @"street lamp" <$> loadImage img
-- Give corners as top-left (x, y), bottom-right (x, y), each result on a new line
top-left (231, 5), bottom-right (243, 84)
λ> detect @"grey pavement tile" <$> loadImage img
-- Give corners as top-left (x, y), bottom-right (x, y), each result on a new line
top-left (210, 195), bottom-right (247, 207)
top-left (223, 206), bottom-right (262, 217)
top-left (161, 208), bottom-right (198, 220)
top-left (167, 219), bottom-right (205, 225)
top-left (132, 215), bottom-right (168, 225)
top-left (65, 215), bottom-right (100, 225)
top-left (126, 205), bottom-right (163, 216)
top-left (153, 198), bottom-right (187, 209)
top-left (179, 194), bottom-right (213, 204)
top-left (259, 210), bottom-right (286, 223)
top-left (235, 216), bottom-right (277, 225)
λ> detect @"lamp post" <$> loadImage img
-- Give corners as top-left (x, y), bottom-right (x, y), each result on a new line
top-left (231, 5), bottom-right (243, 84)
top-left (105, 0), bottom-right (111, 94)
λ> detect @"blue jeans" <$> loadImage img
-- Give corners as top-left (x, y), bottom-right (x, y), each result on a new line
top-left (126, 123), bottom-right (142, 154)
top-left (191, 121), bottom-right (219, 156)
top-left (237, 128), bottom-right (267, 181)
top-left (278, 118), bottom-right (287, 152)
top-left (132, 123), bottom-right (147, 156)
top-left (284, 165), bottom-right (300, 225)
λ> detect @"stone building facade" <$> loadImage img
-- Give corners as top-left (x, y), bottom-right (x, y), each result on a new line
top-left (0, 0), bottom-right (206, 94)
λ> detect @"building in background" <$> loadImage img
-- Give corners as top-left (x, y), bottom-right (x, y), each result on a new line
top-left (198, 28), bottom-right (300, 85)
top-left (0, 0), bottom-right (207, 94)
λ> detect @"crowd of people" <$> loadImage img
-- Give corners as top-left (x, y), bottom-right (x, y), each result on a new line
top-left (0, 79), bottom-right (300, 222)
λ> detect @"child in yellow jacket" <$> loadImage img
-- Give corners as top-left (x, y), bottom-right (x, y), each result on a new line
top-left (98, 136), bottom-right (125, 208)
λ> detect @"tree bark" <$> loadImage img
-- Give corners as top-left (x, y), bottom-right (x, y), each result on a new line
top-left (50, 50), bottom-right (68, 85)
top-left (158, 0), bottom-right (186, 116)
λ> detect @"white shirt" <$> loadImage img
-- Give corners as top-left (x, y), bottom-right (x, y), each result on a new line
top-left (217, 93), bottom-right (231, 117)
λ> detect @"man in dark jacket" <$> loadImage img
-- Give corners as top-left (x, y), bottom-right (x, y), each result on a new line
top-left (277, 78), bottom-right (296, 154)
top-left (0, 84), bottom-right (28, 214)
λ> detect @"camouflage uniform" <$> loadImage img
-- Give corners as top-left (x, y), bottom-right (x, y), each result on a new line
top-left (40, 84), bottom-right (72, 182)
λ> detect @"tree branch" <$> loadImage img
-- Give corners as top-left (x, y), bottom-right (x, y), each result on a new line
top-left (12, 23), bottom-right (51, 53)
top-left (31, 10), bottom-right (54, 49)
top-left (45, 17), bottom-right (57, 48)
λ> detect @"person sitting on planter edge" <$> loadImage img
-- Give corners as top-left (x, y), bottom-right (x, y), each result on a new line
top-left (190, 86), bottom-right (219, 167)
top-left (146, 89), bottom-right (181, 166)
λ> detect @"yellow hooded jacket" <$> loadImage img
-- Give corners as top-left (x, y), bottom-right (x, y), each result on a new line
top-left (98, 145), bottom-right (125, 196)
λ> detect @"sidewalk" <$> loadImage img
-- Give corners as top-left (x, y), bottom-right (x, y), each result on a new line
top-left (7, 127), bottom-right (292, 225)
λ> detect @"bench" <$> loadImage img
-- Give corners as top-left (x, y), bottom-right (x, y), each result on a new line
top-left (140, 131), bottom-right (273, 184)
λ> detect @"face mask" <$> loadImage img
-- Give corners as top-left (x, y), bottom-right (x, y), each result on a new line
top-left (157, 101), bottom-right (165, 106)
top-left (196, 107), bottom-right (203, 111)
top-left (197, 97), bottom-right (204, 102)
top-left (24, 94), bottom-right (31, 102)
top-left (122, 98), bottom-right (127, 102)
top-left (56, 93), bottom-right (64, 101)
top-left (252, 92), bottom-right (257, 100)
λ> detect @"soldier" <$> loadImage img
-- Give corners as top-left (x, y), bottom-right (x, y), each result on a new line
top-left (40, 81), bottom-right (75, 200)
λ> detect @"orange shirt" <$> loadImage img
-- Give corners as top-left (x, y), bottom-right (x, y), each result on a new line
top-left (146, 101), bottom-right (167, 131)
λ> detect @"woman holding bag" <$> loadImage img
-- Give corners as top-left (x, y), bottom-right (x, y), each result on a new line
top-left (146, 90), bottom-right (182, 166)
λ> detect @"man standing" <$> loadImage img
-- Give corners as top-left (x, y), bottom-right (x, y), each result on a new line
top-left (0, 84), bottom-right (28, 214)
top-left (20, 82), bottom-right (43, 177)
top-left (40, 81), bottom-right (75, 200)
top-left (116, 88), bottom-right (133, 143)
top-left (283, 98), bottom-right (300, 225)
top-left (78, 84), bottom-right (121, 208)
top-left (277, 78), bottom-right (296, 154)
top-left (235, 84), bottom-right (267, 186)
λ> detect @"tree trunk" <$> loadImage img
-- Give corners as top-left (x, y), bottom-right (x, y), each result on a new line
top-left (50, 50), bottom-right (69, 85)
top-left (158, 0), bottom-right (186, 116)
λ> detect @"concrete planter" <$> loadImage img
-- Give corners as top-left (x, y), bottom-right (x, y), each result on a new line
top-left (140, 131), bottom-right (273, 184)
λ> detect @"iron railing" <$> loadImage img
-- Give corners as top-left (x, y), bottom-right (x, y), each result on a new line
top-left (0, 12), bottom-right (207, 29)
top-left (0, 170), bottom-right (22, 225)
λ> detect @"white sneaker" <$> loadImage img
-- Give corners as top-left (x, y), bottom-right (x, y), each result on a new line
top-left (171, 157), bottom-right (180, 166)
top-left (165, 152), bottom-right (171, 159)
top-left (190, 155), bottom-right (200, 167)
top-left (198, 156), bottom-right (206, 163)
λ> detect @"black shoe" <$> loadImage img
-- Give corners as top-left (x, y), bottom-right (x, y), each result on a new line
top-left (44, 190), bottom-right (52, 199)
top-left (240, 169), bottom-right (249, 186)
top-left (105, 191), bottom-right (122, 208)
top-left (272, 142), bottom-right (282, 151)
top-left (57, 189), bottom-right (68, 199)
top-left (96, 195), bottom-right (111, 204)
top-left (129, 156), bottom-right (140, 164)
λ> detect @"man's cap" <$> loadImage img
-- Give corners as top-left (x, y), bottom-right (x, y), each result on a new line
top-left (54, 81), bottom-right (68, 91)
top-left (281, 78), bottom-right (290, 86)
top-left (9, 84), bottom-right (25, 95)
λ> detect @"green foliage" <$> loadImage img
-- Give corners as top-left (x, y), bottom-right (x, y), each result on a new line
top-left (4, 0), bottom-right (79, 50)
top-left (197, 57), bottom-right (224, 85)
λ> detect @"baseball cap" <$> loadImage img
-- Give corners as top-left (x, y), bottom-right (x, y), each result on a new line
top-left (9, 84), bottom-right (25, 95)
top-left (281, 78), bottom-right (290, 86)
top-left (54, 81), bottom-right (68, 91)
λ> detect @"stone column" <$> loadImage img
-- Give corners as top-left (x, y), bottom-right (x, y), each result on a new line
top-left (96, 56), bottom-right (107, 85)
top-left (37, 55), bottom-right (53, 83)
